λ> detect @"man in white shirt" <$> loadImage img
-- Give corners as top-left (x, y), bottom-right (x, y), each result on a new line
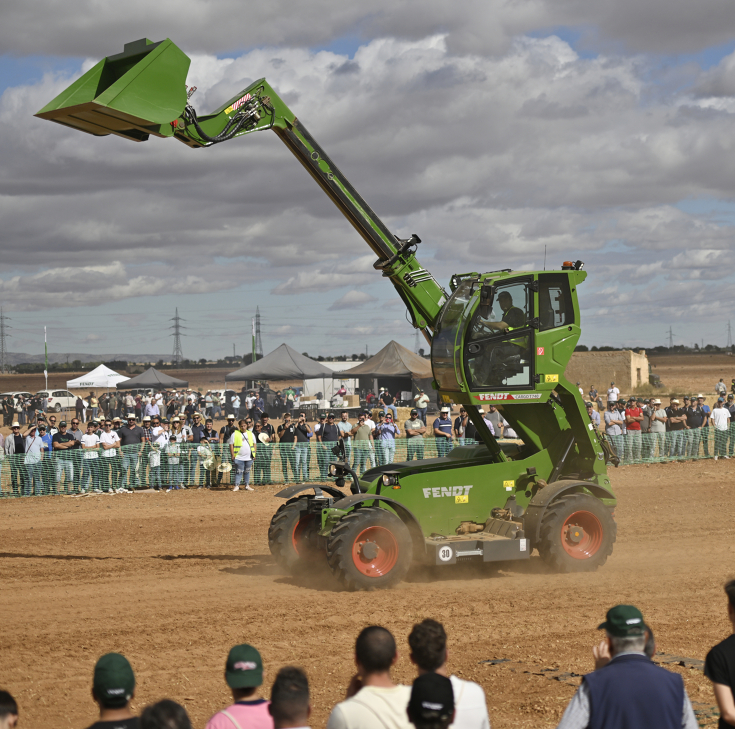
top-left (711, 398), bottom-right (731, 460)
top-left (607, 382), bottom-right (619, 404)
top-left (80, 421), bottom-right (100, 493)
top-left (408, 619), bottom-right (490, 729)
top-left (327, 626), bottom-right (411, 729)
top-left (98, 420), bottom-right (121, 493)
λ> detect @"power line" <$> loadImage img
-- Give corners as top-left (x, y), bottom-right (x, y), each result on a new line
top-left (170, 308), bottom-right (186, 366)
top-left (0, 307), bottom-right (11, 374)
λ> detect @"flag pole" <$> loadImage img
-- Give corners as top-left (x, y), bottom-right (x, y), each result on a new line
top-left (44, 326), bottom-right (48, 391)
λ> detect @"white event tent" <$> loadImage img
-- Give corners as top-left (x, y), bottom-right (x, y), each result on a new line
top-left (67, 364), bottom-right (129, 390)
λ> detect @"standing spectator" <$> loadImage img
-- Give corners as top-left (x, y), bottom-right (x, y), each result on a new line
top-left (408, 674), bottom-right (455, 729)
top-left (38, 422), bottom-right (53, 491)
top-left (604, 401), bottom-right (625, 461)
top-left (727, 394), bottom-right (735, 458)
top-left (408, 619), bottom-right (490, 729)
top-left (257, 413), bottom-right (276, 484)
top-left (199, 418), bottom-right (219, 489)
top-left (188, 412), bottom-right (207, 487)
top-left (284, 386), bottom-right (295, 414)
top-left (98, 419), bottom-right (121, 493)
top-left (586, 402), bottom-right (600, 431)
top-left (380, 388), bottom-right (399, 421)
top-left (414, 389), bottom-right (430, 425)
top-left (269, 667), bottom-right (311, 729)
top-left (184, 398), bottom-right (197, 427)
top-left (246, 390), bottom-right (257, 419)
top-left (588, 385), bottom-right (599, 409)
top-left (453, 408), bottom-right (468, 445)
top-left (576, 382), bottom-right (584, 396)
top-left (716, 378), bottom-right (728, 398)
top-left (624, 398), bottom-right (643, 462)
top-left (376, 412), bottom-right (400, 464)
top-left (167, 418), bottom-right (189, 490)
top-left (405, 410), bottom-right (426, 461)
top-left (337, 411), bottom-right (354, 466)
top-left (76, 395), bottom-right (85, 423)
top-left (118, 415), bottom-right (145, 490)
top-left (90, 392), bottom-right (99, 421)
top-left (53, 421), bottom-right (78, 494)
top-left (712, 398), bottom-right (731, 461)
top-left (69, 417), bottom-right (84, 490)
top-left (230, 419), bottom-right (256, 491)
top-left (433, 407), bottom-right (454, 457)
top-left (698, 395), bottom-right (712, 457)
top-left (150, 419), bottom-right (169, 492)
top-left (294, 413), bottom-right (312, 482)
top-left (205, 644), bottom-right (272, 729)
top-left (649, 399), bottom-right (667, 459)
top-left (0, 690), bottom-right (18, 729)
top-left (218, 415), bottom-right (238, 487)
top-left (140, 700), bottom-right (191, 729)
top-left (134, 394), bottom-right (143, 422)
top-left (278, 413), bottom-right (298, 481)
top-left (85, 653), bottom-right (138, 729)
top-left (665, 398), bottom-right (687, 459)
top-left (211, 391), bottom-right (222, 420)
top-left (5, 422), bottom-right (26, 496)
top-left (350, 413), bottom-right (374, 475)
top-left (704, 578), bottom-right (735, 729)
top-left (144, 397), bottom-right (160, 420)
top-left (327, 626), bottom-right (410, 729)
top-left (204, 391), bottom-right (213, 418)
top-left (253, 392), bottom-right (265, 422)
top-left (24, 424), bottom-right (46, 496)
top-left (607, 381), bottom-right (619, 405)
top-left (557, 605), bottom-right (697, 729)
top-left (81, 420), bottom-right (100, 493)
top-left (686, 396), bottom-right (706, 458)
top-left (1, 395), bottom-right (12, 426)
top-left (363, 410), bottom-right (378, 468)
top-left (317, 413), bottom-right (340, 478)
top-left (484, 404), bottom-right (503, 438)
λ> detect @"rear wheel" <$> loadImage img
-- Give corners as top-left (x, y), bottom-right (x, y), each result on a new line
top-left (268, 497), bottom-right (323, 571)
top-left (326, 507), bottom-right (413, 590)
top-left (537, 493), bottom-right (616, 572)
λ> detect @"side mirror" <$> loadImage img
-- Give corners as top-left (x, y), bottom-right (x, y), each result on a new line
top-left (478, 282), bottom-right (496, 319)
top-left (331, 441), bottom-right (346, 459)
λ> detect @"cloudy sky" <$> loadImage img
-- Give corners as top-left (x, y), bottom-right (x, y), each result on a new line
top-left (3, 0), bottom-right (735, 361)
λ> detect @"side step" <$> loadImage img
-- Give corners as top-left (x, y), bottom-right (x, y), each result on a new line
top-left (426, 532), bottom-right (530, 566)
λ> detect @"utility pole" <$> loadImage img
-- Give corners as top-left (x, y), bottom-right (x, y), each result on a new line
top-left (667, 326), bottom-right (675, 349)
top-left (170, 308), bottom-right (186, 366)
top-left (233, 343), bottom-right (236, 359)
top-left (728, 320), bottom-right (733, 349)
top-left (255, 307), bottom-right (263, 357)
top-left (0, 307), bottom-right (10, 374)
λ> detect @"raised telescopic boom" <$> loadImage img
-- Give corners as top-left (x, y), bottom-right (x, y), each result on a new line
top-left (35, 38), bottom-right (447, 339)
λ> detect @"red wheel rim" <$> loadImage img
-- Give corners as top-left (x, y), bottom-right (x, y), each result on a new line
top-left (292, 514), bottom-right (318, 557)
top-left (352, 526), bottom-right (399, 577)
top-left (561, 510), bottom-right (603, 559)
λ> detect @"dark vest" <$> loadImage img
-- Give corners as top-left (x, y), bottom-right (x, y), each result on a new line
top-left (584, 653), bottom-right (683, 729)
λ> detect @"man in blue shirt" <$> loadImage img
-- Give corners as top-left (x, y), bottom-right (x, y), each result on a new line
top-left (698, 395), bottom-right (712, 457)
top-left (433, 407), bottom-right (453, 457)
top-left (375, 412), bottom-right (401, 464)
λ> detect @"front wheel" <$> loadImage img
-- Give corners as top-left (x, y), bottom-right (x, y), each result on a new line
top-left (326, 507), bottom-right (413, 591)
top-left (268, 496), bottom-right (323, 572)
top-left (537, 493), bottom-right (616, 572)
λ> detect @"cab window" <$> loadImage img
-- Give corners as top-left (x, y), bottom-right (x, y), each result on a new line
top-left (538, 274), bottom-right (574, 330)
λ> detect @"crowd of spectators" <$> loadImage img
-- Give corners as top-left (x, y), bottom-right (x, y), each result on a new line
top-left (3, 583), bottom-right (735, 729)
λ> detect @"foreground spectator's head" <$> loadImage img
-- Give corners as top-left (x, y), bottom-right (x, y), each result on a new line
top-left (407, 673), bottom-right (454, 729)
top-left (225, 644), bottom-right (263, 700)
top-left (92, 653), bottom-right (135, 710)
top-left (408, 619), bottom-right (447, 673)
top-left (140, 700), bottom-right (191, 729)
top-left (598, 605), bottom-right (648, 656)
top-left (0, 690), bottom-right (18, 729)
top-left (268, 667), bottom-right (310, 729)
top-left (355, 626), bottom-right (398, 677)
top-left (725, 578), bottom-right (735, 629)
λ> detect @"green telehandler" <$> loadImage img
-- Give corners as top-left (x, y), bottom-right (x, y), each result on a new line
top-left (37, 38), bottom-right (618, 590)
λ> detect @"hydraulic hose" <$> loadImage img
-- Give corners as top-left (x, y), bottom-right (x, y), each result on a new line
top-left (183, 105), bottom-right (254, 144)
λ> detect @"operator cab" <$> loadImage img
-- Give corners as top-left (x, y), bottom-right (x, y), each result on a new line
top-left (432, 270), bottom-right (577, 393)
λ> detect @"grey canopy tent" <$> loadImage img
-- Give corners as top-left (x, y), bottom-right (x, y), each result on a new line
top-left (337, 341), bottom-right (433, 404)
top-left (225, 343), bottom-right (334, 381)
top-left (115, 367), bottom-right (189, 389)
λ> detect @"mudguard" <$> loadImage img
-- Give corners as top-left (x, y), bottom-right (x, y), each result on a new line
top-left (275, 484), bottom-right (346, 500)
top-left (523, 480), bottom-right (616, 546)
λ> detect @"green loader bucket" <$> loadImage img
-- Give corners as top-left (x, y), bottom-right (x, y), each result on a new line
top-left (35, 38), bottom-right (190, 142)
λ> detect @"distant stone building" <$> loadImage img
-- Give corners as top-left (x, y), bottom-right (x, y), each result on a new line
top-left (565, 350), bottom-right (649, 396)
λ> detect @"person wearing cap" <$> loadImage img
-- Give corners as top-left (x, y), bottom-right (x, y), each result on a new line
top-left (337, 411), bottom-right (354, 467)
top-left (218, 414), bottom-right (238, 486)
top-left (586, 402), bottom-right (600, 431)
top-left (269, 666), bottom-right (311, 729)
top-left (4, 421), bottom-right (27, 495)
top-left (294, 412), bottom-right (313, 481)
top-left (711, 398), bottom-right (731, 460)
top-left (23, 422), bottom-right (46, 496)
top-left (79, 420), bottom-right (101, 493)
top-left (52, 420), bottom-right (79, 494)
top-left (414, 389), bottom-right (430, 426)
top-left (704, 578), bottom-right (735, 729)
top-left (316, 413), bottom-right (341, 479)
top-left (117, 415), bottom-right (145, 491)
top-left (327, 626), bottom-right (411, 729)
top-left (603, 401), bottom-right (625, 462)
top-left (167, 418), bottom-right (188, 490)
top-left (188, 412), bottom-right (208, 487)
top-left (726, 395), bottom-right (735, 458)
top-left (205, 644), bottom-right (271, 729)
top-left (257, 413), bottom-right (276, 484)
top-left (380, 388), bottom-right (398, 422)
top-left (375, 411), bottom-right (401, 465)
top-left (407, 673), bottom-right (455, 729)
top-left (606, 382), bottom-right (619, 405)
top-left (0, 690), bottom-right (18, 729)
top-left (149, 418), bottom-right (171, 492)
top-left (684, 395), bottom-right (706, 458)
top-left (433, 408), bottom-right (454, 458)
top-left (645, 399), bottom-right (665, 460)
top-left (408, 619), bottom-right (488, 729)
top-left (404, 410), bottom-right (426, 461)
top-left (198, 418), bottom-right (220, 489)
top-left (230, 419), bottom-right (256, 491)
top-left (86, 652), bottom-right (138, 729)
top-left (716, 378), bottom-right (727, 398)
top-left (664, 397), bottom-right (688, 459)
top-left (558, 605), bottom-right (697, 729)
top-left (98, 419), bottom-right (122, 493)
top-left (349, 413), bottom-right (374, 476)
top-left (624, 398), bottom-right (643, 463)
top-left (453, 407), bottom-right (468, 445)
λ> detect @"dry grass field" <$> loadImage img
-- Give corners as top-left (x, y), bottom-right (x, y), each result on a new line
top-left (0, 459), bottom-right (733, 729)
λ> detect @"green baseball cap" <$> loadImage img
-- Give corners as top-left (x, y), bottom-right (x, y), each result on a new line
top-left (93, 653), bottom-right (135, 708)
top-left (598, 605), bottom-right (646, 637)
top-left (225, 644), bottom-right (263, 688)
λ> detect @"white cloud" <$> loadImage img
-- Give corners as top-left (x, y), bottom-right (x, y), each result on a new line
top-left (328, 290), bottom-right (378, 310)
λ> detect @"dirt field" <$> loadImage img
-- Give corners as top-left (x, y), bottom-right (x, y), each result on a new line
top-left (1, 459), bottom-right (733, 728)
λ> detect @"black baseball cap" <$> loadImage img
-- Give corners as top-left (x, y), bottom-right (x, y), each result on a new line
top-left (598, 605), bottom-right (646, 637)
top-left (225, 644), bottom-right (263, 688)
top-left (93, 653), bottom-right (135, 708)
top-left (408, 673), bottom-right (454, 724)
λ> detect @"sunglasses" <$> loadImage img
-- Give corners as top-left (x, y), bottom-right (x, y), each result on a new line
top-left (72, 421), bottom-right (79, 425)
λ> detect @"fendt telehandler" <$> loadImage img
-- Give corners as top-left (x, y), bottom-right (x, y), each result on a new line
top-left (37, 38), bottom-right (618, 589)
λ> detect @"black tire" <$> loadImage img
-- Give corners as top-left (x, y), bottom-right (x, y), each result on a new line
top-left (268, 496), bottom-right (322, 571)
top-left (537, 493), bottom-right (616, 572)
top-left (326, 507), bottom-right (413, 591)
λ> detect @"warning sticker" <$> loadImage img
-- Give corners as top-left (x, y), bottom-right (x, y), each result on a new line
top-left (537, 347), bottom-right (544, 355)
top-left (544, 374), bottom-right (559, 383)
top-left (503, 480), bottom-right (515, 491)
top-left (455, 494), bottom-right (469, 504)
top-left (224, 93), bottom-right (252, 115)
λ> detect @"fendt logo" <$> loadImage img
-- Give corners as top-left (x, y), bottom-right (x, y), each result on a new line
top-left (423, 485), bottom-right (473, 498)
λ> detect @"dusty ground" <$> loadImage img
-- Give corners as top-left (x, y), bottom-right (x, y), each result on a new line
top-left (648, 353), bottom-right (735, 399)
top-left (1, 459), bottom-right (733, 728)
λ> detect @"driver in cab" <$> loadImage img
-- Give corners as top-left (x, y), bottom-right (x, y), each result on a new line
top-left (482, 291), bottom-right (526, 333)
